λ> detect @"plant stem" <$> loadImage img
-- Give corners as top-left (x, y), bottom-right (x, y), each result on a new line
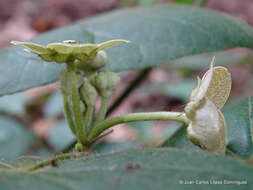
top-left (88, 112), bottom-right (190, 141)
top-left (62, 92), bottom-right (76, 134)
top-left (15, 152), bottom-right (89, 172)
top-left (94, 96), bottom-right (110, 126)
top-left (62, 68), bottom-right (152, 152)
top-left (68, 64), bottom-right (84, 144)
top-left (83, 106), bottom-right (94, 136)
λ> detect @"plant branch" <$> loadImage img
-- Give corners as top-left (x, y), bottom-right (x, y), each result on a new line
top-left (68, 66), bottom-right (85, 144)
top-left (62, 68), bottom-right (152, 152)
top-left (88, 112), bottom-right (190, 141)
top-left (14, 152), bottom-right (89, 172)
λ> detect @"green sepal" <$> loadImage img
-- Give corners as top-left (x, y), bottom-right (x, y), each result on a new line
top-left (11, 41), bottom-right (51, 54)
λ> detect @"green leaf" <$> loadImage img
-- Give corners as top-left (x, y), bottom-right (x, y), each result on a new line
top-left (93, 141), bottom-right (139, 153)
top-left (0, 156), bottom-right (41, 169)
top-left (0, 93), bottom-right (26, 115)
top-left (44, 91), bottom-right (63, 118)
top-left (222, 96), bottom-right (253, 159)
top-left (128, 121), bottom-right (153, 143)
top-left (139, 79), bottom-right (196, 101)
top-left (138, 0), bottom-right (157, 6)
top-left (163, 125), bottom-right (200, 150)
top-left (47, 120), bottom-right (76, 151)
top-left (167, 52), bottom-right (248, 70)
top-left (120, 0), bottom-right (157, 6)
top-left (0, 148), bottom-right (252, 189)
top-left (1, 4), bottom-right (253, 96)
top-left (0, 116), bottom-right (35, 159)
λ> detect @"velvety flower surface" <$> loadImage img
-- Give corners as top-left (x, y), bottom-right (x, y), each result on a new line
top-left (185, 57), bottom-right (231, 154)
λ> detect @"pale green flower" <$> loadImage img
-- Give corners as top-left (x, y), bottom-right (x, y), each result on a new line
top-left (11, 39), bottom-right (129, 67)
top-left (185, 57), bottom-right (231, 154)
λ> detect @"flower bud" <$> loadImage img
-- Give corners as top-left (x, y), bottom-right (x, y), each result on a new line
top-left (90, 71), bottom-right (120, 97)
top-left (80, 82), bottom-right (98, 106)
top-left (90, 50), bottom-right (108, 69)
top-left (187, 98), bottom-right (226, 154)
top-left (75, 142), bottom-right (84, 152)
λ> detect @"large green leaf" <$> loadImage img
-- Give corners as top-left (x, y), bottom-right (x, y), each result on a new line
top-left (44, 91), bottom-right (63, 118)
top-left (0, 93), bottom-right (26, 115)
top-left (0, 116), bottom-right (35, 159)
top-left (139, 79), bottom-right (196, 101)
top-left (47, 120), bottom-right (76, 152)
top-left (222, 96), bottom-right (253, 159)
top-left (163, 125), bottom-right (200, 150)
top-left (0, 148), bottom-right (252, 189)
top-left (0, 156), bottom-right (41, 169)
top-left (128, 121), bottom-right (154, 143)
top-left (1, 4), bottom-right (253, 96)
top-left (167, 52), bottom-right (249, 70)
top-left (93, 141), bottom-right (139, 153)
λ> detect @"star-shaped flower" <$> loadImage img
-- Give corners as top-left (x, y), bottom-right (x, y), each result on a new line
top-left (11, 39), bottom-right (129, 66)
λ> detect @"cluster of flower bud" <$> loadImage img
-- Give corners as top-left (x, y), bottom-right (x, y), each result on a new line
top-left (89, 70), bottom-right (120, 98)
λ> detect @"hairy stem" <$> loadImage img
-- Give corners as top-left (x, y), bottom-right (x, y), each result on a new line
top-left (83, 106), bottom-right (94, 136)
top-left (68, 65), bottom-right (84, 144)
top-left (15, 152), bottom-right (89, 172)
top-left (88, 112), bottom-right (190, 141)
top-left (62, 92), bottom-right (76, 134)
top-left (94, 96), bottom-right (110, 126)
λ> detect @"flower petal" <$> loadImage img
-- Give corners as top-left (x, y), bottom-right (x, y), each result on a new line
top-left (47, 43), bottom-right (74, 54)
top-left (205, 66), bottom-right (231, 109)
top-left (98, 39), bottom-right (130, 51)
top-left (11, 41), bottom-right (50, 55)
top-left (189, 56), bottom-right (231, 109)
top-left (187, 97), bottom-right (226, 154)
top-left (190, 57), bottom-right (215, 102)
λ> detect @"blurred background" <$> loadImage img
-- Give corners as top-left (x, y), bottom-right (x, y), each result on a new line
top-left (0, 0), bottom-right (253, 159)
